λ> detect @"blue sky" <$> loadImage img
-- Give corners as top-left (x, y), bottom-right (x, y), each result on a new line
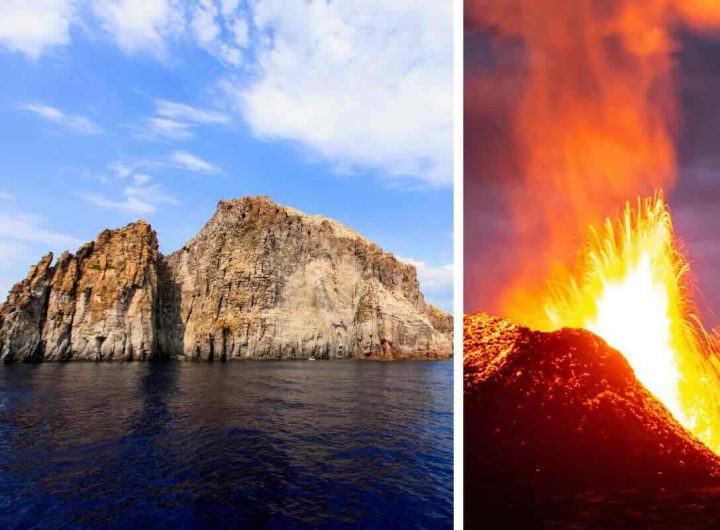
top-left (0, 0), bottom-right (453, 311)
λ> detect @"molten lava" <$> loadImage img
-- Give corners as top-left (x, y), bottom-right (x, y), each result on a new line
top-left (544, 194), bottom-right (720, 454)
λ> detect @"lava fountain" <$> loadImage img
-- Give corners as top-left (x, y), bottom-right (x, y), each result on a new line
top-left (468, 0), bottom-right (720, 454)
top-left (544, 193), bottom-right (720, 454)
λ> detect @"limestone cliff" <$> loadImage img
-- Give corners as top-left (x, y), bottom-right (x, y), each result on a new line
top-left (0, 197), bottom-right (452, 361)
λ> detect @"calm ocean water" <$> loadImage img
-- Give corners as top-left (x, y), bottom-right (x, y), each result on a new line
top-left (0, 360), bottom-right (452, 529)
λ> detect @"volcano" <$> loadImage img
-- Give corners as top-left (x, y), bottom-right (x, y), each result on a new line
top-left (464, 313), bottom-right (720, 528)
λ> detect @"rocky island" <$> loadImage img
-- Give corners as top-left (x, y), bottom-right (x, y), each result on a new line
top-left (0, 197), bottom-right (452, 362)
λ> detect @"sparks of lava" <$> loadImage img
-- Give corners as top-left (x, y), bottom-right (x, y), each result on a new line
top-left (545, 192), bottom-right (720, 455)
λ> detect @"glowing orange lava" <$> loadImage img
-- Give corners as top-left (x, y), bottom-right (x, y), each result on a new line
top-left (544, 193), bottom-right (720, 454)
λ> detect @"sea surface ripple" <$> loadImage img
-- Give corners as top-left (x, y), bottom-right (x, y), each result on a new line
top-left (0, 360), bottom-right (452, 529)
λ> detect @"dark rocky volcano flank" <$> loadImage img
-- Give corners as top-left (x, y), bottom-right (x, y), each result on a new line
top-left (464, 313), bottom-right (720, 528)
top-left (0, 197), bottom-right (451, 362)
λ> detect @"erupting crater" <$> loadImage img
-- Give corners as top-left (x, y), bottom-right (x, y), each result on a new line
top-left (464, 193), bottom-right (720, 522)
top-left (543, 193), bottom-right (720, 455)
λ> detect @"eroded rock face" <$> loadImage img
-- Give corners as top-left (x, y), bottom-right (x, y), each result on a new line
top-left (159, 197), bottom-right (452, 360)
top-left (0, 197), bottom-right (451, 361)
top-left (0, 254), bottom-right (54, 362)
top-left (0, 221), bottom-right (159, 362)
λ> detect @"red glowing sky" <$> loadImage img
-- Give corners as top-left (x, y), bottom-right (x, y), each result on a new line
top-left (464, 10), bottom-right (720, 325)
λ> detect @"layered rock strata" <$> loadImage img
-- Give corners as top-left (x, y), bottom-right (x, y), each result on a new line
top-left (0, 197), bottom-right (452, 361)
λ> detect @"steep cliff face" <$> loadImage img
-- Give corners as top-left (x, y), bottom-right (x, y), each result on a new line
top-left (0, 254), bottom-right (55, 362)
top-left (159, 197), bottom-right (451, 360)
top-left (0, 197), bottom-right (451, 361)
top-left (0, 222), bottom-right (160, 362)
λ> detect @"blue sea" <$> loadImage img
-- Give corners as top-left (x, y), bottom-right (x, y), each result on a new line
top-left (0, 360), bottom-right (452, 529)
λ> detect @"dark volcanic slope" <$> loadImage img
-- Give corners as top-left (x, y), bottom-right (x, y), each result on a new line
top-left (464, 313), bottom-right (720, 526)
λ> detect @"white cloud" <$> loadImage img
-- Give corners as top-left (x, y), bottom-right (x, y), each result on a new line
top-left (145, 117), bottom-right (194, 140)
top-left (191, 0), bottom-right (220, 47)
top-left (0, 0), bottom-right (74, 58)
top-left (82, 166), bottom-right (179, 214)
top-left (83, 192), bottom-right (156, 214)
top-left (132, 173), bottom-right (152, 185)
top-left (171, 150), bottom-right (221, 174)
top-left (21, 102), bottom-right (102, 135)
top-left (398, 257), bottom-right (454, 292)
top-left (23, 103), bottom-right (64, 121)
top-left (217, 41), bottom-right (242, 65)
top-left (156, 99), bottom-right (230, 124)
top-left (220, 0), bottom-right (240, 18)
top-left (227, 0), bottom-right (452, 185)
top-left (5, 1), bottom-right (452, 187)
top-left (185, 0), bottom-right (248, 66)
top-left (0, 190), bottom-right (15, 200)
top-left (0, 0), bottom-right (247, 65)
top-left (230, 16), bottom-right (249, 48)
top-left (143, 99), bottom-right (231, 141)
top-left (108, 161), bottom-right (134, 179)
top-left (92, 0), bottom-right (185, 57)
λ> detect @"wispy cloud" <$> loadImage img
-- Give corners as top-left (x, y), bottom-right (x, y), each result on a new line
top-left (21, 102), bottom-right (102, 135)
top-left (143, 100), bottom-right (231, 140)
top-left (0, 190), bottom-right (15, 201)
top-left (83, 192), bottom-right (156, 214)
top-left (107, 161), bottom-right (135, 179)
top-left (0, 211), bottom-right (82, 300)
top-left (156, 99), bottom-right (231, 124)
top-left (0, 212), bottom-right (82, 248)
top-left (82, 167), bottom-right (179, 215)
top-left (146, 117), bottom-right (193, 140)
top-left (171, 150), bottom-right (221, 174)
